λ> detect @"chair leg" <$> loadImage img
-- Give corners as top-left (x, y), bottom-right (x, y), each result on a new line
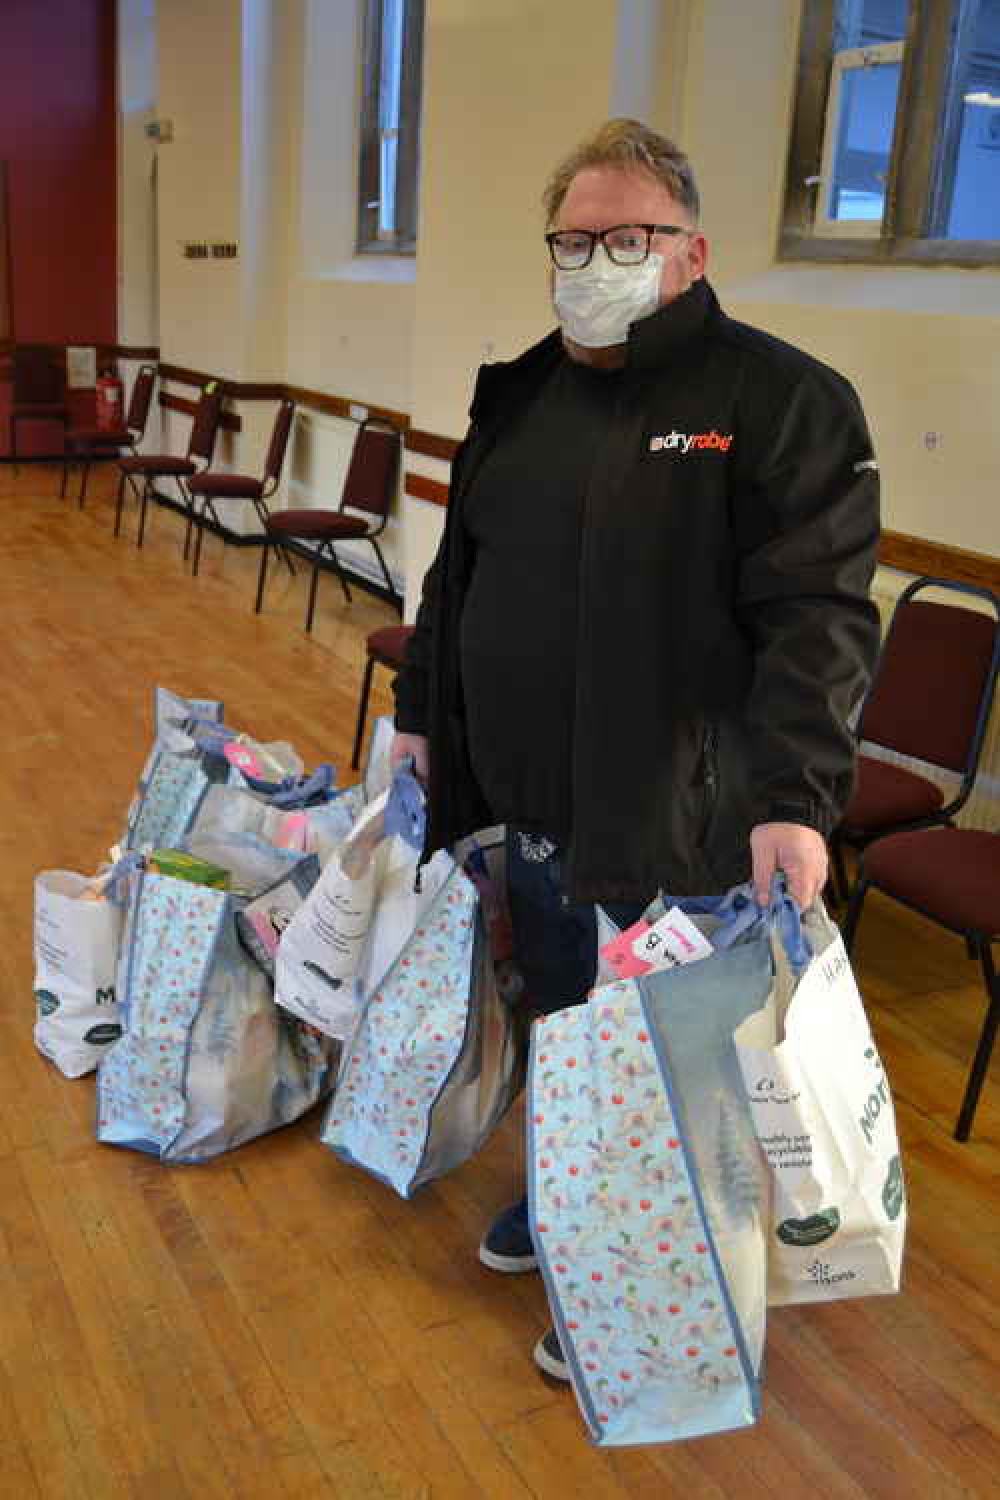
top-left (351, 655), bottom-right (377, 769)
top-left (255, 543), bottom-right (269, 614)
top-left (369, 537), bottom-right (402, 615)
top-left (191, 500), bottom-right (206, 575)
top-left (954, 942), bottom-right (1000, 1143)
top-left (59, 452), bottom-right (70, 499)
top-left (841, 874), bottom-right (870, 956)
top-left (78, 457), bottom-right (92, 509)
top-left (113, 470), bottom-right (127, 537)
top-left (179, 478), bottom-right (195, 560)
top-left (305, 558), bottom-right (322, 633)
top-left (137, 478), bottom-right (152, 548)
top-left (325, 544), bottom-right (352, 606)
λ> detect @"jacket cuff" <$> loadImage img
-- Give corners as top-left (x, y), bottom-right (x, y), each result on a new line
top-left (754, 800), bottom-right (834, 839)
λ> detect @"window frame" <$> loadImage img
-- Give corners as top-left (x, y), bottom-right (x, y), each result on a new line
top-left (780, 0), bottom-right (1000, 267)
top-left (356, 0), bottom-right (425, 258)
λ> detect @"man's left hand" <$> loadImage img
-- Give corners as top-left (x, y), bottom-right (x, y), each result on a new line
top-left (750, 822), bottom-right (828, 910)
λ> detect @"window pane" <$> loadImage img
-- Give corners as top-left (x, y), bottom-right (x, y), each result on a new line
top-left (377, 0), bottom-right (405, 236)
top-left (938, 0), bottom-right (1000, 238)
top-left (828, 59), bottom-right (902, 222)
top-left (835, 0), bottom-right (909, 48)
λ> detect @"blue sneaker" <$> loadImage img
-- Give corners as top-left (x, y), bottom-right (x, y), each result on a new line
top-left (533, 1326), bottom-right (570, 1382)
top-left (478, 1196), bottom-right (538, 1273)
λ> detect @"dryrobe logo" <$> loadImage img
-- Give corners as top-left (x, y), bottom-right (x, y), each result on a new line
top-left (648, 429), bottom-right (733, 454)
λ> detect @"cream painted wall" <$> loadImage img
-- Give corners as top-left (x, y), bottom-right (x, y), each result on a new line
top-left (126, 0), bottom-right (998, 611)
top-left (680, 0), bottom-right (1000, 558)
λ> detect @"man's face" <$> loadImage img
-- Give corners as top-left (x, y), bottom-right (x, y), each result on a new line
top-left (554, 164), bottom-right (707, 308)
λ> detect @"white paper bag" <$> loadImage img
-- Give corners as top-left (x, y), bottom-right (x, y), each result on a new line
top-left (275, 793), bottom-right (452, 1039)
top-left (33, 871), bottom-right (124, 1078)
top-left (735, 909), bottom-right (905, 1305)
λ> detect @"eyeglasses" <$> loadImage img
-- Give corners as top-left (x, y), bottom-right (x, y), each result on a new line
top-left (545, 223), bottom-right (690, 270)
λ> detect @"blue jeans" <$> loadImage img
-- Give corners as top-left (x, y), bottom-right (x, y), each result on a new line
top-left (505, 828), bottom-right (648, 1015)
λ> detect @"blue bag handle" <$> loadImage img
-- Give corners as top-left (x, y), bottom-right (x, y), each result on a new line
top-left (663, 875), bottom-right (813, 972)
top-left (253, 763), bottom-right (338, 807)
top-left (103, 850), bottom-right (146, 907)
top-left (384, 757), bottom-right (426, 851)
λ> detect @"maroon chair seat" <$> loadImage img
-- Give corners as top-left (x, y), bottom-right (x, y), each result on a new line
top-left (187, 472), bottom-right (264, 499)
top-left (863, 828), bottom-right (1000, 936)
top-left (119, 453), bottom-right (197, 477)
top-left (351, 625), bottom-right (416, 769)
top-left (265, 509), bottom-right (369, 541)
top-left (255, 419), bottom-right (403, 630)
top-left (841, 755), bottom-right (945, 835)
top-left (844, 827), bottom-right (1000, 1141)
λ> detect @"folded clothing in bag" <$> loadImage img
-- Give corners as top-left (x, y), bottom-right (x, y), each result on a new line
top-left (33, 870), bottom-right (124, 1079)
top-left (97, 835), bottom-right (338, 1163)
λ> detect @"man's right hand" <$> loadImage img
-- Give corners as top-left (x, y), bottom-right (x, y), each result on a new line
top-left (389, 731), bottom-right (430, 785)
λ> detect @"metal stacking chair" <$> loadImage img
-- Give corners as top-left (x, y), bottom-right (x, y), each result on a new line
top-left (187, 398), bottom-right (297, 576)
top-left (115, 382), bottom-right (224, 551)
top-left (256, 417), bottom-right (402, 630)
top-left (60, 363), bottom-right (156, 507)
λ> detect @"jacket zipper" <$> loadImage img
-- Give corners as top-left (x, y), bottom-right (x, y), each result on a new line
top-left (698, 723), bottom-right (720, 848)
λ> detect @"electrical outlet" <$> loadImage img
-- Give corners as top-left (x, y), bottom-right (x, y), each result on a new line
top-left (924, 430), bottom-right (943, 450)
top-left (183, 241), bottom-right (209, 259)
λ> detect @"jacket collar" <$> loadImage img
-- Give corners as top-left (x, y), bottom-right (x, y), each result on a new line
top-left (468, 278), bottom-right (722, 423)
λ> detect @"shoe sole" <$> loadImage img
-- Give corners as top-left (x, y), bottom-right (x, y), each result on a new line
top-left (533, 1335), bottom-right (571, 1383)
top-left (478, 1243), bottom-right (539, 1273)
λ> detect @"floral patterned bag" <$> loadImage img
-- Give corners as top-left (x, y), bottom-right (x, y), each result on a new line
top-left (320, 854), bottom-right (525, 1198)
top-left (529, 890), bottom-right (774, 1447)
top-left (97, 837), bottom-right (338, 1163)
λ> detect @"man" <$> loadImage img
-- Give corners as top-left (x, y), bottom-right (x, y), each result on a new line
top-left (390, 119), bottom-right (880, 1380)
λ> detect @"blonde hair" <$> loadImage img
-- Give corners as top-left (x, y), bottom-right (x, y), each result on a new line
top-left (543, 118), bottom-right (700, 227)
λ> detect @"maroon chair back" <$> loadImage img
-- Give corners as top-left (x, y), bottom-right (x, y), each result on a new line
top-left (340, 419), bottom-right (402, 520)
top-left (12, 344), bottom-right (65, 405)
top-left (860, 587), bottom-right (1000, 774)
top-left (264, 398), bottom-right (296, 486)
top-left (125, 364), bottom-right (157, 436)
top-left (187, 383), bottom-right (224, 465)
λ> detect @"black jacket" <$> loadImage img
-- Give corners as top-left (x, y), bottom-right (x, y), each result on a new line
top-left (394, 279), bottom-right (880, 903)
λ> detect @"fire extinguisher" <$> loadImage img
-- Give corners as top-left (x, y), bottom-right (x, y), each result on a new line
top-left (95, 369), bottom-right (124, 431)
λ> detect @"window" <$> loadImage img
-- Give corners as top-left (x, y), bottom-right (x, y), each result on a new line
top-left (357, 0), bottom-right (425, 255)
top-left (782, 0), bottom-right (1000, 263)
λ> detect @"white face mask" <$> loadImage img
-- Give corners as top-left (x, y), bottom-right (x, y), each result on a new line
top-left (553, 248), bottom-right (664, 349)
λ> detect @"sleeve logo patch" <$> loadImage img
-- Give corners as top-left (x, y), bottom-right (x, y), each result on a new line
top-left (649, 430), bottom-right (733, 454)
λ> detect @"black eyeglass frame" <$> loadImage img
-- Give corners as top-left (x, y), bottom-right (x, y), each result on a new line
top-left (544, 222), bottom-right (691, 269)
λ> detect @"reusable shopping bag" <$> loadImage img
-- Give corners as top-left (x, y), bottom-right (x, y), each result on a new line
top-left (97, 834), bottom-right (338, 1163)
top-left (188, 774), bottom-right (358, 869)
top-left (33, 871), bottom-right (124, 1078)
top-left (732, 898), bottom-right (906, 1305)
top-left (274, 765), bottom-right (445, 1039)
top-left (530, 886), bottom-right (772, 1448)
top-left (126, 746), bottom-right (236, 852)
top-left (322, 841), bottom-right (525, 1197)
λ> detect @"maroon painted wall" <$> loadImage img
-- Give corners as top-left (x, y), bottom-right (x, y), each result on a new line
top-left (1, 0), bottom-right (117, 342)
top-left (0, 0), bottom-right (117, 453)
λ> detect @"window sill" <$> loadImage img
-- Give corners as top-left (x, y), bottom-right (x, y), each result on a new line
top-left (312, 256), bottom-right (416, 286)
top-left (723, 254), bottom-right (1000, 318)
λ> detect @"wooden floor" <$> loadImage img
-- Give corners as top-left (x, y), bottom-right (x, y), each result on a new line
top-left (0, 463), bottom-right (998, 1499)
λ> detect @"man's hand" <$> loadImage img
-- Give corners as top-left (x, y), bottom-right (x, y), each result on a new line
top-left (750, 822), bottom-right (828, 910)
top-left (389, 731), bottom-right (430, 785)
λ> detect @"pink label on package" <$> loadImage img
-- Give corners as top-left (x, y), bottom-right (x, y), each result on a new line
top-left (276, 812), bottom-right (309, 851)
top-left (224, 742), bottom-right (264, 777)
top-left (600, 908), bottom-right (714, 978)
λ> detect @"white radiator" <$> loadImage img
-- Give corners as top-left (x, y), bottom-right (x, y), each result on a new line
top-left (866, 567), bottom-right (1000, 832)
